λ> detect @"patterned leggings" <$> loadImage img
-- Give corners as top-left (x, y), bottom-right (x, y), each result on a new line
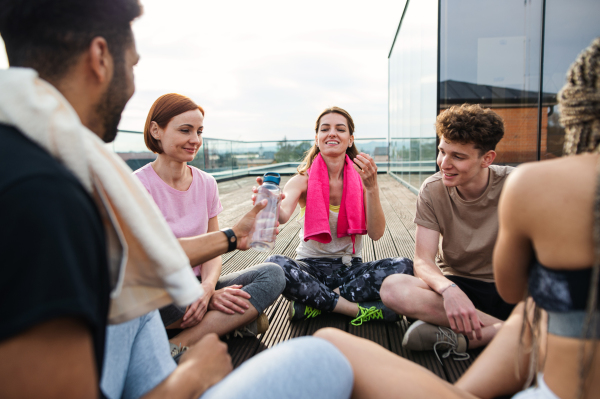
top-left (265, 255), bottom-right (414, 312)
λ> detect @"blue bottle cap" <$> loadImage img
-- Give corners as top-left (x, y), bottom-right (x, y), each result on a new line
top-left (263, 172), bottom-right (281, 185)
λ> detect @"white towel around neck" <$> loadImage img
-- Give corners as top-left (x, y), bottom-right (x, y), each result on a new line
top-left (0, 68), bottom-right (203, 324)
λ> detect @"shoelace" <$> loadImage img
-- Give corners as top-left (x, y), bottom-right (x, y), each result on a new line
top-left (350, 306), bottom-right (383, 326)
top-left (170, 343), bottom-right (188, 357)
top-left (226, 328), bottom-right (253, 339)
top-left (304, 306), bottom-right (322, 319)
top-left (225, 323), bottom-right (257, 340)
top-left (432, 327), bottom-right (470, 364)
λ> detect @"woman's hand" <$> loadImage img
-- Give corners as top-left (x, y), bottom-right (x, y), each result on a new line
top-left (180, 283), bottom-right (215, 329)
top-left (354, 152), bottom-right (385, 240)
top-left (352, 153), bottom-right (378, 190)
top-left (209, 284), bottom-right (252, 314)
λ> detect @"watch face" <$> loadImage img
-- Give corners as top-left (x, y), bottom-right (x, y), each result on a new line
top-left (230, 236), bottom-right (236, 243)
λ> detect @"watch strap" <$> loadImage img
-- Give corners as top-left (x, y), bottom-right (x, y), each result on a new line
top-left (221, 228), bottom-right (237, 252)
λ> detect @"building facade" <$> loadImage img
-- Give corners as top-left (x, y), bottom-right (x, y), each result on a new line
top-left (388, 0), bottom-right (600, 191)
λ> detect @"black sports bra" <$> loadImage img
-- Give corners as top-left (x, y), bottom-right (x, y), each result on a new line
top-left (528, 260), bottom-right (593, 312)
top-left (528, 260), bottom-right (599, 338)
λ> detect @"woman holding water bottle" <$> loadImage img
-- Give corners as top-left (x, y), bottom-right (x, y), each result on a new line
top-left (258, 107), bottom-right (413, 326)
top-left (134, 93), bottom-right (285, 354)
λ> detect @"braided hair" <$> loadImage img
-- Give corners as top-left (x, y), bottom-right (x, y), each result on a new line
top-left (561, 38), bottom-right (600, 156)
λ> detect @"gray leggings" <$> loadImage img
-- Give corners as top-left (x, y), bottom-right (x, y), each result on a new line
top-left (159, 263), bottom-right (285, 326)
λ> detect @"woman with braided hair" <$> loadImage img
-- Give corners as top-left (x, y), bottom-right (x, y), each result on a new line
top-left (313, 37), bottom-right (600, 399)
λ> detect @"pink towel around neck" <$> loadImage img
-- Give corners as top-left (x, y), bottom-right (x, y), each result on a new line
top-left (304, 153), bottom-right (367, 253)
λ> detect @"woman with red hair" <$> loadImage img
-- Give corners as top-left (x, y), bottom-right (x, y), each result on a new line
top-left (134, 93), bottom-right (285, 357)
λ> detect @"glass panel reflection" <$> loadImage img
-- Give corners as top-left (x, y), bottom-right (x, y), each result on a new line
top-left (440, 0), bottom-right (544, 164)
top-left (111, 132), bottom-right (389, 178)
top-left (389, 0), bottom-right (438, 190)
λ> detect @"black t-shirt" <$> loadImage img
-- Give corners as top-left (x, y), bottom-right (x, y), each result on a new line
top-left (0, 124), bottom-right (110, 381)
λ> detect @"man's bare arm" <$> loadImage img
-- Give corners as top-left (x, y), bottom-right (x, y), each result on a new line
top-left (414, 224), bottom-right (483, 339)
top-left (0, 318), bottom-right (98, 399)
top-left (413, 225), bottom-right (452, 293)
top-left (179, 200), bottom-right (269, 266)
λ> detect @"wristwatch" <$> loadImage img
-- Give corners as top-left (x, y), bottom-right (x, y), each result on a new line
top-left (221, 228), bottom-right (237, 252)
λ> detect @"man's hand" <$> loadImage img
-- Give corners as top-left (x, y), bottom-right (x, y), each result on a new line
top-left (441, 285), bottom-right (483, 340)
top-left (180, 284), bottom-right (215, 329)
top-left (208, 284), bottom-right (251, 314)
top-left (232, 199), bottom-right (280, 250)
top-left (178, 334), bottom-right (232, 394)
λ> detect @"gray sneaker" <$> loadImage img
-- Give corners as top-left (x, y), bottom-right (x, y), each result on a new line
top-left (169, 342), bottom-right (188, 364)
top-left (402, 320), bottom-right (469, 364)
top-left (226, 313), bottom-right (270, 339)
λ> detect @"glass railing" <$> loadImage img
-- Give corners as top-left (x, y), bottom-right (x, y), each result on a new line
top-left (388, 137), bottom-right (438, 190)
top-left (109, 130), bottom-right (389, 179)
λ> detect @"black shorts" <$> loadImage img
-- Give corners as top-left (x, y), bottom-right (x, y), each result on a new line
top-left (446, 275), bottom-right (515, 321)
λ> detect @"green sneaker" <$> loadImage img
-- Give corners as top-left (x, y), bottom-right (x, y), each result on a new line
top-left (288, 301), bottom-right (321, 321)
top-left (350, 301), bottom-right (400, 326)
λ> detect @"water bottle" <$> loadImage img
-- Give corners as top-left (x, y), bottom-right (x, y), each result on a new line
top-left (250, 172), bottom-right (281, 251)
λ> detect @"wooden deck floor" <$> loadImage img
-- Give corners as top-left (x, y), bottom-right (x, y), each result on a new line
top-left (216, 174), bottom-right (482, 382)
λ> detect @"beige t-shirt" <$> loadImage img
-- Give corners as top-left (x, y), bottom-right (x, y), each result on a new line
top-left (414, 165), bottom-right (514, 282)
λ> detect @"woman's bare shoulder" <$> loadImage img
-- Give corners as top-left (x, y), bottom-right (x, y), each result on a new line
top-left (508, 154), bottom-right (596, 187)
top-left (503, 154), bottom-right (598, 217)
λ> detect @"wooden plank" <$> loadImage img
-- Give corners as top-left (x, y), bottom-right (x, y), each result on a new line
top-left (387, 319), bottom-right (448, 379)
top-left (442, 347), bottom-right (483, 383)
top-left (305, 312), bottom-right (349, 336)
top-left (255, 297), bottom-right (310, 353)
top-left (362, 235), bottom-right (375, 262)
top-left (348, 320), bottom-right (392, 350)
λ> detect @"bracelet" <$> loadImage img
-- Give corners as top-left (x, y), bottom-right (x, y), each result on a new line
top-left (221, 228), bottom-right (237, 252)
top-left (440, 283), bottom-right (457, 295)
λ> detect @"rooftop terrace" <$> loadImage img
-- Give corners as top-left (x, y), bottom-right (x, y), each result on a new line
top-left (217, 173), bottom-right (483, 383)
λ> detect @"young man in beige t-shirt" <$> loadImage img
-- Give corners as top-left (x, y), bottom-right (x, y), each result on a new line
top-left (380, 104), bottom-right (514, 357)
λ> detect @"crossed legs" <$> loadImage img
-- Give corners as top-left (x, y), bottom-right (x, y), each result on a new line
top-left (266, 254), bottom-right (413, 318)
top-left (380, 274), bottom-right (503, 348)
top-left (167, 263), bottom-right (285, 347)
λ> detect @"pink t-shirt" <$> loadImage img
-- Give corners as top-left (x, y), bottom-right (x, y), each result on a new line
top-left (134, 163), bottom-right (223, 276)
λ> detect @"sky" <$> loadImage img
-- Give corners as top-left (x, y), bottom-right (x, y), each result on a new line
top-left (0, 1), bottom-right (406, 142)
